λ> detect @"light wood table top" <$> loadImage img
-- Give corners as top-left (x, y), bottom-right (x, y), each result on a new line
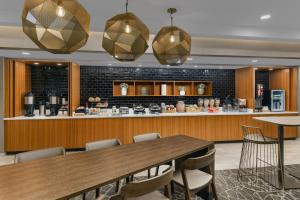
top-left (254, 116), bottom-right (300, 126)
top-left (0, 135), bottom-right (213, 200)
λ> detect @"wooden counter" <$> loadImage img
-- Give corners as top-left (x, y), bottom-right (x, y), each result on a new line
top-left (4, 112), bottom-right (298, 152)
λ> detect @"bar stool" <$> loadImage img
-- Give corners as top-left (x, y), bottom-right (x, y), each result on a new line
top-left (105, 166), bottom-right (173, 200)
top-left (84, 139), bottom-right (122, 199)
top-left (237, 125), bottom-right (280, 191)
top-left (133, 133), bottom-right (170, 178)
top-left (15, 147), bottom-right (65, 163)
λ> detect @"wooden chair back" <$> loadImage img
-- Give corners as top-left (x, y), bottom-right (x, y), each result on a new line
top-left (120, 166), bottom-right (173, 199)
top-left (181, 149), bottom-right (215, 171)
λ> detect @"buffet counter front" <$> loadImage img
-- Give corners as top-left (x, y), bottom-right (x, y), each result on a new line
top-left (4, 111), bottom-right (298, 152)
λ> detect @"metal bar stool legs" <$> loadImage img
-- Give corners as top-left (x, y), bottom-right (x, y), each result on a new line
top-left (238, 125), bottom-right (280, 191)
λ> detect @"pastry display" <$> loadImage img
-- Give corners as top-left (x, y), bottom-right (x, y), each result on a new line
top-left (88, 97), bottom-right (95, 102)
top-left (163, 105), bottom-right (177, 113)
top-left (186, 104), bottom-right (200, 112)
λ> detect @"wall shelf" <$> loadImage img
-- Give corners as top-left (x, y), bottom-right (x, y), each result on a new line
top-left (113, 80), bottom-right (212, 97)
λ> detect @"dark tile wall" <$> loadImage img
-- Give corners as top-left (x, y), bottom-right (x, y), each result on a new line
top-left (31, 66), bottom-right (68, 105)
top-left (80, 66), bottom-right (235, 107)
top-left (255, 70), bottom-right (270, 90)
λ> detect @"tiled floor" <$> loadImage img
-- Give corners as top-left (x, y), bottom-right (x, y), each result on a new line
top-left (1, 138), bottom-right (300, 169)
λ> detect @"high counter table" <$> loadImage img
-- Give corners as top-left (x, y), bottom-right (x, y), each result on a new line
top-left (254, 116), bottom-right (300, 189)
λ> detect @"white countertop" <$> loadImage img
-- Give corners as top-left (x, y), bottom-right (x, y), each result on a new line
top-left (4, 110), bottom-right (298, 121)
top-left (254, 116), bottom-right (300, 126)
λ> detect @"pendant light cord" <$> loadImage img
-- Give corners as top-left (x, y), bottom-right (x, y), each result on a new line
top-left (170, 13), bottom-right (174, 27)
top-left (125, 0), bottom-right (129, 13)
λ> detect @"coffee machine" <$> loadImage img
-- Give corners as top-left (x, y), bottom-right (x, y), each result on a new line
top-left (49, 95), bottom-right (59, 116)
top-left (254, 84), bottom-right (264, 112)
top-left (24, 92), bottom-right (35, 117)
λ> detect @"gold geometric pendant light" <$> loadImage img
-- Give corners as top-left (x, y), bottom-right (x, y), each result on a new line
top-left (152, 8), bottom-right (191, 66)
top-left (22, 0), bottom-right (90, 54)
top-left (102, 0), bottom-right (150, 61)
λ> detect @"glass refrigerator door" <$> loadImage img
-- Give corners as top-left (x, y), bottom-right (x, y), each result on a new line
top-left (271, 90), bottom-right (285, 112)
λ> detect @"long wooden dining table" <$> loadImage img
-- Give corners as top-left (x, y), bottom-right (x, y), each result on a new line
top-left (0, 135), bottom-right (214, 200)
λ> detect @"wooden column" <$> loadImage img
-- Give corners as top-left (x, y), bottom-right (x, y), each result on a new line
top-left (68, 63), bottom-right (80, 115)
top-left (4, 59), bottom-right (31, 117)
top-left (270, 68), bottom-right (298, 111)
top-left (235, 67), bottom-right (255, 109)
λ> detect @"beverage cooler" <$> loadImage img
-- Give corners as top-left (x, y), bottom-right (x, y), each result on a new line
top-left (271, 90), bottom-right (285, 112)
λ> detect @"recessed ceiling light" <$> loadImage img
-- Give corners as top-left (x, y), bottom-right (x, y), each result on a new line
top-left (187, 57), bottom-right (193, 61)
top-left (260, 14), bottom-right (271, 20)
top-left (21, 52), bottom-right (31, 55)
top-left (33, 62), bottom-right (39, 65)
top-left (252, 59), bottom-right (258, 63)
top-left (138, 64), bottom-right (142, 67)
top-left (57, 63), bottom-right (63, 66)
top-left (166, 65), bottom-right (170, 67)
top-left (108, 63), bottom-right (112, 66)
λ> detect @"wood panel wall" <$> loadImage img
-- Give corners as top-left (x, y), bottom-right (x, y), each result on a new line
top-left (289, 67), bottom-right (298, 111)
top-left (4, 113), bottom-right (297, 152)
top-left (269, 68), bottom-right (298, 111)
top-left (4, 59), bottom-right (14, 118)
top-left (69, 63), bottom-right (80, 115)
top-left (4, 59), bottom-right (31, 117)
top-left (235, 67), bottom-right (255, 108)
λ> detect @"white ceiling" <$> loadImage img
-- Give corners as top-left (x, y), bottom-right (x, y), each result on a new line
top-left (1, 0), bottom-right (300, 40)
top-left (2, 49), bottom-right (300, 69)
top-left (1, 0), bottom-right (300, 67)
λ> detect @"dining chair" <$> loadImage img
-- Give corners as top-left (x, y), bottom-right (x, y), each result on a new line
top-left (133, 133), bottom-right (169, 178)
top-left (237, 125), bottom-right (280, 191)
top-left (84, 139), bottom-right (122, 199)
top-left (15, 147), bottom-right (65, 163)
top-left (106, 166), bottom-right (173, 200)
top-left (172, 149), bottom-right (217, 200)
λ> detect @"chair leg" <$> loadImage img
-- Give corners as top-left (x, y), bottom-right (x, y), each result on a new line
top-left (171, 181), bottom-right (175, 194)
top-left (164, 184), bottom-right (172, 199)
top-left (184, 186), bottom-right (191, 200)
top-left (155, 166), bottom-right (160, 176)
top-left (96, 188), bottom-right (100, 198)
top-left (82, 193), bottom-right (86, 200)
top-left (211, 182), bottom-right (218, 200)
top-left (237, 141), bottom-right (246, 180)
top-left (115, 180), bottom-right (120, 193)
top-left (147, 169), bottom-right (151, 178)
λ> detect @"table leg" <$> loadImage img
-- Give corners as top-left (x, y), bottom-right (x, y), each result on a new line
top-left (278, 125), bottom-right (284, 189)
top-left (276, 125), bottom-right (300, 190)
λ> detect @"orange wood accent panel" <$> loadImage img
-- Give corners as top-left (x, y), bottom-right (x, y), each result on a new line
top-left (4, 113), bottom-right (297, 152)
top-left (289, 67), bottom-right (298, 111)
top-left (69, 63), bottom-right (80, 115)
top-left (270, 69), bottom-right (291, 111)
top-left (13, 61), bottom-right (31, 116)
top-left (4, 59), bottom-right (14, 118)
top-left (235, 67), bottom-right (255, 109)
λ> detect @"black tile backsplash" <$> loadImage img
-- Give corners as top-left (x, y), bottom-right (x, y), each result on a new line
top-left (31, 66), bottom-right (68, 105)
top-left (255, 70), bottom-right (270, 90)
top-left (80, 66), bottom-right (235, 107)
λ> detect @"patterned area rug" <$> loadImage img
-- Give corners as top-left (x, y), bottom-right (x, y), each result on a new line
top-left (71, 165), bottom-right (300, 200)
